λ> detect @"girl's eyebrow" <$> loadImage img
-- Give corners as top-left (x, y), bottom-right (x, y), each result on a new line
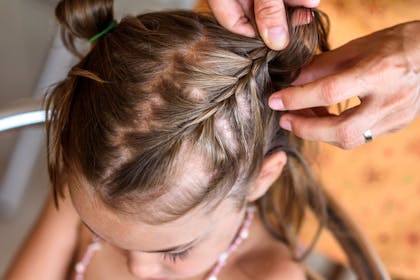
top-left (81, 220), bottom-right (199, 253)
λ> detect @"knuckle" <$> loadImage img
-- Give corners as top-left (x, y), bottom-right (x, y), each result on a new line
top-left (255, 1), bottom-right (284, 18)
top-left (320, 80), bottom-right (341, 105)
top-left (336, 123), bottom-right (358, 149)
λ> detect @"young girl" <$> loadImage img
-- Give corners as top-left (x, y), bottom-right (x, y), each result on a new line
top-left (4, 0), bottom-right (330, 279)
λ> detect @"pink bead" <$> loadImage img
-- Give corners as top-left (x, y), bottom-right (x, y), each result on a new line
top-left (75, 263), bottom-right (85, 273)
top-left (240, 229), bottom-right (249, 239)
top-left (219, 252), bottom-right (228, 263)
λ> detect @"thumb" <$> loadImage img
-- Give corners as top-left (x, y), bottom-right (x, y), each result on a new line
top-left (254, 0), bottom-right (289, 50)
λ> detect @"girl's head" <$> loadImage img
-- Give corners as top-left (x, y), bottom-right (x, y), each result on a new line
top-left (47, 0), bottom-right (328, 278)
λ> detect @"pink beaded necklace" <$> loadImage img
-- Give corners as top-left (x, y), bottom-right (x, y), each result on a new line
top-left (206, 206), bottom-right (255, 280)
top-left (75, 206), bottom-right (255, 280)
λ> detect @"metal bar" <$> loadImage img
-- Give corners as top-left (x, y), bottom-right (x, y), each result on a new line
top-left (0, 99), bottom-right (46, 132)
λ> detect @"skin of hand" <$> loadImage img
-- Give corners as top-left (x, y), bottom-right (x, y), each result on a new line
top-left (207, 0), bottom-right (320, 50)
top-left (269, 21), bottom-right (420, 149)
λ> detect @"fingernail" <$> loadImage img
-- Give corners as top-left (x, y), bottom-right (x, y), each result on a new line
top-left (267, 26), bottom-right (288, 50)
top-left (269, 98), bottom-right (285, 110)
top-left (280, 118), bottom-right (292, 131)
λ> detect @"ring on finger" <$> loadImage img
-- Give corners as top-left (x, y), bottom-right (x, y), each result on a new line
top-left (363, 129), bottom-right (373, 143)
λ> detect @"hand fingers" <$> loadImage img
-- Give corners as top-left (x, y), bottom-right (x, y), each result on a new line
top-left (275, 62), bottom-right (419, 148)
top-left (279, 103), bottom-right (379, 149)
top-left (269, 66), bottom-right (368, 111)
top-left (254, 0), bottom-right (289, 50)
top-left (207, 0), bottom-right (256, 37)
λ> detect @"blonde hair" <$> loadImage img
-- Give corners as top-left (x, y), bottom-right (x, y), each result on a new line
top-left (47, 0), bottom-right (329, 259)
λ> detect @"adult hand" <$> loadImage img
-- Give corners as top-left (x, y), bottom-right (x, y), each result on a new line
top-left (207, 0), bottom-right (320, 50)
top-left (269, 21), bottom-right (420, 149)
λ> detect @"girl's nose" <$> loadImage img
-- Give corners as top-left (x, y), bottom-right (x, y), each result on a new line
top-left (127, 251), bottom-right (166, 279)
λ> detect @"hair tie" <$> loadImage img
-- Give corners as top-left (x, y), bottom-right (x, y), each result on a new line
top-left (88, 20), bottom-right (118, 43)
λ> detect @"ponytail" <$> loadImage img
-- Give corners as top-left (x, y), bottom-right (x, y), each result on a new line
top-left (55, 0), bottom-right (115, 57)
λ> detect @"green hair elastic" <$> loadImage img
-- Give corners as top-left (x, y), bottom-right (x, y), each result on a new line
top-left (88, 20), bottom-right (118, 43)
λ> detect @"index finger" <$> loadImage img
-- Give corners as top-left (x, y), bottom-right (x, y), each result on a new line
top-left (207, 0), bottom-right (256, 37)
top-left (269, 67), bottom-right (366, 110)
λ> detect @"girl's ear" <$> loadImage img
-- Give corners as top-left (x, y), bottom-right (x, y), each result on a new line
top-left (246, 150), bottom-right (287, 202)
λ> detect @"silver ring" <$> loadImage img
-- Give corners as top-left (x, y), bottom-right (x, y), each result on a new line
top-left (363, 129), bottom-right (373, 143)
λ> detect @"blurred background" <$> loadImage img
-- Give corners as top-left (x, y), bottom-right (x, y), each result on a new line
top-left (0, 0), bottom-right (419, 279)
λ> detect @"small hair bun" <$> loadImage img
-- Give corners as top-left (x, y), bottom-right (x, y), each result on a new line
top-left (55, 0), bottom-right (114, 56)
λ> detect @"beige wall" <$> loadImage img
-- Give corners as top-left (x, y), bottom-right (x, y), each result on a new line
top-left (0, 1), bottom-right (56, 104)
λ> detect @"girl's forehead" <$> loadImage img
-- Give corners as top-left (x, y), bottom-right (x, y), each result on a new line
top-left (70, 187), bottom-right (238, 251)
